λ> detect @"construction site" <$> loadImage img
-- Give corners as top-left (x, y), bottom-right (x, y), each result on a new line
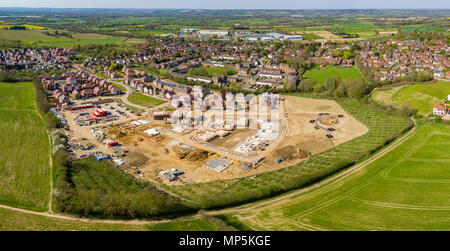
top-left (63, 94), bottom-right (368, 185)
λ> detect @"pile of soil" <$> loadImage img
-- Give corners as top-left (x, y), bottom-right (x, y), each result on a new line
top-left (186, 149), bottom-right (210, 162)
top-left (319, 116), bottom-right (338, 125)
top-left (172, 145), bottom-right (192, 159)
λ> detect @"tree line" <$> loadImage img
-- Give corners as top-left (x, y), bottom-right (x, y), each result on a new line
top-left (53, 150), bottom-right (197, 219)
top-left (32, 77), bottom-right (62, 129)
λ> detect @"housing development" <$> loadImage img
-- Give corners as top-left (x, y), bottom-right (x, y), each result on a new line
top-left (0, 5), bottom-right (449, 236)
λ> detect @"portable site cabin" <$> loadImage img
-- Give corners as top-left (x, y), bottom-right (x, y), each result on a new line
top-left (96, 155), bottom-right (110, 162)
top-left (107, 141), bottom-right (119, 147)
top-left (93, 108), bottom-right (107, 117)
top-left (144, 128), bottom-right (160, 136)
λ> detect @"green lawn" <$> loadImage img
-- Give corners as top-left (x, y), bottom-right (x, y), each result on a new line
top-left (235, 122), bottom-right (450, 230)
top-left (395, 81), bottom-right (450, 115)
top-left (115, 98), bottom-right (144, 112)
top-left (0, 82), bottom-right (51, 211)
top-left (112, 83), bottom-right (127, 92)
top-left (304, 66), bottom-right (362, 84)
top-left (128, 93), bottom-right (166, 108)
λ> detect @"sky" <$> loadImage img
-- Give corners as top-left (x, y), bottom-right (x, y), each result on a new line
top-left (0, 0), bottom-right (448, 9)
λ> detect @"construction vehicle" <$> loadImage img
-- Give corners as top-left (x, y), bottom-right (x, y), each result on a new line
top-left (114, 152), bottom-right (125, 157)
top-left (275, 155), bottom-right (286, 164)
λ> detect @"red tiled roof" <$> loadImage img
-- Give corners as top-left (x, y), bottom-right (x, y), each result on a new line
top-left (434, 104), bottom-right (446, 111)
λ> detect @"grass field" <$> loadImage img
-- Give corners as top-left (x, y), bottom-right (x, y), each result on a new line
top-left (296, 33), bottom-right (323, 40)
top-left (0, 207), bottom-right (149, 231)
top-left (188, 66), bottom-right (236, 77)
top-left (234, 122), bottom-right (450, 230)
top-left (395, 81), bottom-right (450, 115)
top-left (0, 82), bottom-right (51, 211)
top-left (373, 81), bottom-right (450, 115)
top-left (0, 30), bottom-right (144, 48)
top-left (303, 66), bottom-right (362, 84)
top-left (370, 85), bottom-right (404, 107)
top-left (115, 98), bottom-right (144, 112)
top-left (128, 93), bottom-right (166, 108)
top-left (112, 83), bottom-right (127, 92)
top-left (147, 216), bottom-right (237, 231)
top-left (0, 207), bottom-right (240, 231)
top-left (401, 25), bottom-right (440, 33)
top-left (162, 97), bottom-right (412, 209)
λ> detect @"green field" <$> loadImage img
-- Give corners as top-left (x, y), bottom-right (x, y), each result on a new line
top-left (0, 207), bottom-right (148, 231)
top-left (303, 66), bottom-right (362, 84)
top-left (112, 83), bottom-right (127, 92)
top-left (401, 25), bottom-right (440, 33)
top-left (135, 29), bottom-right (174, 35)
top-left (0, 82), bottom-right (51, 211)
top-left (147, 216), bottom-right (237, 231)
top-left (0, 207), bottom-right (239, 231)
top-left (0, 30), bottom-right (144, 48)
top-left (188, 67), bottom-right (236, 77)
top-left (289, 22), bottom-right (397, 39)
top-left (371, 85), bottom-right (404, 107)
top-left (235, 123), bottom-right (450, 230)
top-left (386, 81), bottom-right (450, 115)
top-left (128, 93), bottom-right (166, 108)
top-left (296, 33), bottom-right (323, 40)
top-left (115, 98), bottom-right (144, 112)
top-left (162, 97), bottom-right (412, 209)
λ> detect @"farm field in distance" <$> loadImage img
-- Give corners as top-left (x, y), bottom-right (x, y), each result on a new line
top-left (0, 82), bottom-right (51, 211)
top-left (233, 123), bottom-right (450, 231)
top-left (0, 30), bottom-right (144, 48)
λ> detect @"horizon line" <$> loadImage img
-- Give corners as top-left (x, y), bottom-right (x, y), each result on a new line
top-left (0, 7), bottom-right (449, 10)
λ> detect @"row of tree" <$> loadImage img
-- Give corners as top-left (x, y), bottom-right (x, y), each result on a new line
top-left (32, 77), bottom-right (62, 129)
top-left (53, 150), bottom-right (196, 219)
